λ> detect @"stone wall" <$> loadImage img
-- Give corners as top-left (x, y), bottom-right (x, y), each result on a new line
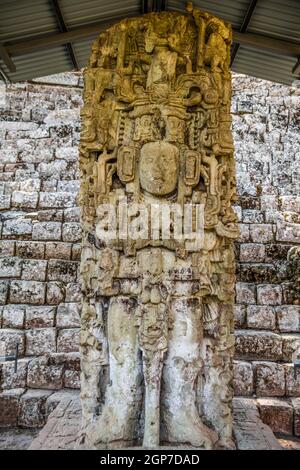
top-left (0, 72), bottom-right (299, 434)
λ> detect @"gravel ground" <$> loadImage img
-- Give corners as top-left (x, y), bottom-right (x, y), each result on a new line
top-left (0, 426), bottom-right (299, 451)
top-left (276, 435), bottom-right (300, 451)
top-left (0, 428), bottom-right (39, 450)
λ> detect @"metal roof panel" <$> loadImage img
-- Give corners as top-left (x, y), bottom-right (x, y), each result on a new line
top-left (0, 0), bottom-right (299, 85)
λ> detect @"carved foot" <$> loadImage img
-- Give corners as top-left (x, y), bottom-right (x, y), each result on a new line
top-left (216, 437), bottom-right (236, 450)
top-left (163, 408), bottom-right (218, 449)
top-left (83, 404), bottom-right (135, 449)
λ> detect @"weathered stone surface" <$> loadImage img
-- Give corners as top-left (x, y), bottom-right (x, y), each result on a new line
top-left (282, 334), bottom-right (300, 362)
top-left (0, 358), bottom-right (29, 390)
top-left (0, 257), bottom-right (22, 278)
top-left (2, 218), bottom-right (32, 238)
top-left (45, 389), bottom-right (79, 418)
top-left (47, 260), bottom-right (77, 282)
top-left (57, 329), bottom-right (79, 353)
top-left (65, 282), bottom-right (81, 302)
top-left (62, 223), bottom-right (81, 242)
top-left (29, 394), bottom-right (81, 449)
top-left (0, 194), bottom-right (11, 209)
top-left (56, 303), bottom-right (80, 328)
top-left (257, 284), bottom-right (282, 306)
top-left (236, 282), bottom-right (256, 304)
top-left (238, 224), bottom-right (250, 242)
top-left (0, 241), bottom-right (15, 258)
top-left (292, 398), bottom-right (300, 436)
top-left (16, 241), bottom-right (45, 259)
top-left (9, 280), bottom-right (45, 305)
top-left (55, 147), bottom-right (79, 161)
top-left (64, 369), bottom-right (80, 389)
top-left (276, 305), bottom-right (300, 332)
top-left (235, 331), bottom-right (282, 360)
top-left (285, 365), bottom-right (300, 397)
top-left (48, 352), bottom-right (80, 369)
top-left (25, 328), bottom-right (56, 356)
top-left (233, 361), bottom-right (253, 396)
top-left (0, 281), bottom-right (9, 304)
top-left (64, 207), bottom-right (80, 222)
top-left (32, 222), bottom-right (62, 241)
top-left (18, 389), bottom-right (53, 428)
top-left (46, 281), bottom-right (65, 304)
top-left (239, 243), bottom-right (265, 262)
top-left (21, 259), bottom-right (47, 281)
top-left (27, 357), bottom-right (63, 389)
top-left (0, 427), bottom-right (39, 450)
top-left (37, 209), bottom-right (63, 222)
top-left (250, 224), bottom-right (274, 243)
top-left (234, 304), bottom-right (246, 328)
top-left (79, 6), bottom-right (239, 451)
top-left (0, 27), bottom-right (299, 435)
top-left (0, 329), bottom-right (25, 355)
top-left (45, 242), bottom-right (71, 260)
top-left (39, 192), bottom-right (76, 209)
top-left (258, 398), bottom-right (293, 435)
top-left (33, 73), bottom-right (80, 86)
top-left (233, 398), bottom-right (282, 450)
top-left (0, 388), bottom-right (25, 427)
top-left (11, 191), bottom-right (38, 209)
top-left (2, 304), bottom-right (25, 328)
top-left (254, 362), bottom-right (285, 397)
top-left (71, 243), bottom-right (81, 261)
top-left (247, 305), bottom-right (276, 330)
top-left (276, 221), bottom-right (300, 243)
top-left (25, 306), bottom-right (55, 328)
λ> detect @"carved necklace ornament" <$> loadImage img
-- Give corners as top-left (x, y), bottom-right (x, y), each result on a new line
top-left (79, 3), bottom-right (238, 449)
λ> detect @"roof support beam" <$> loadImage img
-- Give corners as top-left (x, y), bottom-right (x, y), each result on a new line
top-left (141, 0), bottom-right (148, 14)
top-left (0, 44), bottom-right (16, 73)
top-left (142, 0), bottom-right (167, 12)
top-left (231, 0), bottom-right (258, 66)
top-left (152, 0), bottom-right (167, 11)
top-left (50, 0), bottom-right (78, 70)
top-left (292, 57), bottom-right (300, 76)
top-left (232, 30), bottom-right (300, 57)
top-left (4, 17), bottom-right (300, 59)
top-left (4, 16), bottom-right (135, 56)
top-left (0, 64), bottom-right (10, 83)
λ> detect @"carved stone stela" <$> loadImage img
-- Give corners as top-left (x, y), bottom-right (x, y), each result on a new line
top-left (79, 4), bottom-right (239, 449)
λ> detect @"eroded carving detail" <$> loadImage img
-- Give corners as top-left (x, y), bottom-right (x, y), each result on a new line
top-left (79, 3), bottom-right (238, 449)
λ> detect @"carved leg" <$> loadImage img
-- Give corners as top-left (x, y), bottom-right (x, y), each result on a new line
top-left (84, 296), bottom-right (142, 449)
top-left (80, 299), bottom-right (106, 425)
top-left (161, 298), bottom-right (218, 449)
top-left (203, 304), bottom-right (235, 449)
top-left (142, 352), bottom-right (164, 448)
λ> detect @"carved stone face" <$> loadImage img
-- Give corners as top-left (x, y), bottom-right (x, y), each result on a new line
top-left (139, 142), bottom-right (179, 196)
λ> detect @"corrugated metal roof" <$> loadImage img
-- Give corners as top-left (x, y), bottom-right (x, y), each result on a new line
top-left (3, 46), bottom-right (73, 82)
top-left (0, 0), bottom-right (59, 42)
top-left (59, 0), bottom-right (140, 27)
top-left (247, 0), bottom-right (300, 42)
top-left (0, 0), bottom-right (299, 85)
top-left (168, 0), bottom-right (251, 29)
top-left (72, 37), bottom-right (98, 69)
top-left (232, 45), bottom-right (297, 85)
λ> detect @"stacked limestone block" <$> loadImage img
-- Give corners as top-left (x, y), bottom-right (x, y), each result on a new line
top-left (0, 72), bottom-right (299, 435)
top-left (0, 73), bottom-right (82, 427)
top-left (232, 74), bottom-right (300, 437)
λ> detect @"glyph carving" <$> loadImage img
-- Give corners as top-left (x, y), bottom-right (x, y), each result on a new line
top-left (79, 3), bottom-right (238, 449)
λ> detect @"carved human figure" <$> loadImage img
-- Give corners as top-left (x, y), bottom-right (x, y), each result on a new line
top-left (145, 27), bottom-right (178, 98)
top-left (204, 18), bottom-right (231, 72)
top-left (79, 5), bottom-right (237, 450)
